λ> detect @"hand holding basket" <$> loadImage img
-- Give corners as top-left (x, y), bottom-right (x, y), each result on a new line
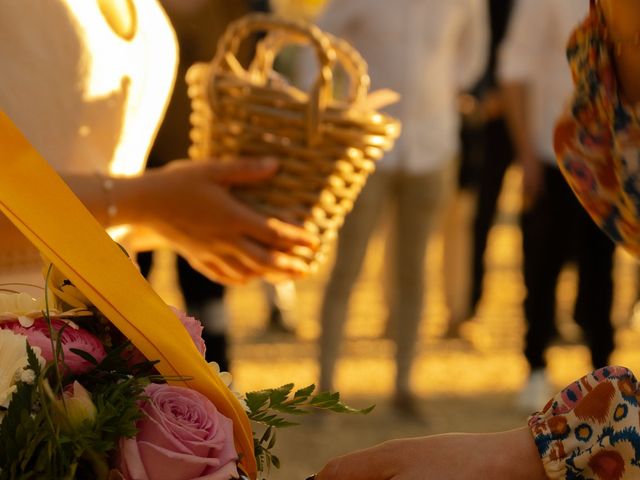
top-left (187, 13), bottom-right (400, 270)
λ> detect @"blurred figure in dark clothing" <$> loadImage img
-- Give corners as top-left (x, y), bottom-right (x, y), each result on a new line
top-left (469, 0), bottom-right (515, 313)
top-left (444, 0), bottom-right (514, 338)
top-left (138, 0), bottom-right (252, 372)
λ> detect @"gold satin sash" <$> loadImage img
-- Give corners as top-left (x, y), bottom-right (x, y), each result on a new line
top-left (0, 110), bottom-right (256, 477)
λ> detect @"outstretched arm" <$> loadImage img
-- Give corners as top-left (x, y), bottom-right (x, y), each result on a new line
top-left (0, 158), bottom-right (317, 284)
top-left (315, 427), bottom-right (547, 480)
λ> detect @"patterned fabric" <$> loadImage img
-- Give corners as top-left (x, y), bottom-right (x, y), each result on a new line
top-left (554, 1), bottom-right (640, 258)
top-left (529, 366), bottom-right (640, 480)
top-left (530, 2), bottom-right (640, 478)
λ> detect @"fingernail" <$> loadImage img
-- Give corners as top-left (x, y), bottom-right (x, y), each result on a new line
top-left (276, 256), bottom-right (309, 274)
top-left (292, 258), bottom-right (310, 273)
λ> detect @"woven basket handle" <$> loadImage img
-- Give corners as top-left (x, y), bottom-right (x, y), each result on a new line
top-left (210, 13), bottom-right (337, 143)
top-left (252, 31), bottom-right (370, 105)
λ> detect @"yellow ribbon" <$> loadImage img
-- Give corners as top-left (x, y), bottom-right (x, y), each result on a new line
top-left (0, 110), bottom-right (256, 477)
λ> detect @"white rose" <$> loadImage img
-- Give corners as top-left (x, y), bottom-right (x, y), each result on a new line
top-left (0, 330), bottom-right (44, 417)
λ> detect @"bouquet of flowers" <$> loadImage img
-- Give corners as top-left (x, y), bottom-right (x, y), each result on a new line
top-left (0, 87), bottom-right (371, 480)
top-left (0, 264), bottom-right (371, 480)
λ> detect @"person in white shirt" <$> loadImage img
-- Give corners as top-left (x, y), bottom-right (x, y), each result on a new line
top-left (0, 0), bottom-right (316, 290)
top-left (315, 0), bottom-right (489, 416)
top-left (499, 0), bottom-right (616, 410)
top-left (308, 1), bottom-right (640, 478)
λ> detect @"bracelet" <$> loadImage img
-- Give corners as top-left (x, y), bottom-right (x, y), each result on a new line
top-left (97, 172), bottom-right (118, 224)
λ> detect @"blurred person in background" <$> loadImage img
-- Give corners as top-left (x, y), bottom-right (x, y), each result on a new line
top-left (499, 0), bottom-right (616, 411)
top-left (314, 0), bottom-right (489, 418)
top-left (444, 0), bottom-right (516, 339)
top-left (137, 0), bottom-right (304, 369)
top-left (314, 2), bottom-right (640, 475)
top-left (138, 0), bottom-right (252, 373)
top-left (0, 1), bottom-right (316, 315)
top-left (468, 0), bottom-right (515, 324)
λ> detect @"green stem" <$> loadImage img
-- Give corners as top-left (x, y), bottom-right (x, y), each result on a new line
top-left (81, 448), bottom-right (110, 480)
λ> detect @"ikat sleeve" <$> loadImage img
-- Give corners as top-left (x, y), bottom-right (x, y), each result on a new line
top-left (555, 2), bottom-right (640, 258)
top-left (528, 366), bottom-right (640, 479)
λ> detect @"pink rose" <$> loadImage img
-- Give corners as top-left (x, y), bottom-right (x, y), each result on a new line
top-left (118, 383), bottom-right (238, 480)
top-left (121, 308), bottom-right (206, 368)
top-left (170, 307), bottom-right (206, 357)
top-left (1, 318), bottom-right (105, 374)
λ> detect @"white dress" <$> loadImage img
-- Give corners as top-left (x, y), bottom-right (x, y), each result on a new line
top-left (0, 0), bottom-right (177, 289)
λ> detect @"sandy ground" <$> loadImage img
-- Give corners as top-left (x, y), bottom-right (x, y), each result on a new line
top-left (150, 166), bottom-right (640, 479)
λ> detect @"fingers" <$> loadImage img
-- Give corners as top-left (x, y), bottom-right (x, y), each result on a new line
top-left (227, 239), bottom-right (308, 276)
top-left (186, 256), bottom-right (245, 285)
top-left (207, 157), bottom-right (279, 185)
top-left (316, 440), bottom-right (404, 480)
top-left (188, 254), bottom-right (254, 286)
top-left (222, 195), bottom-right (318, 254)
top-left (315, 455), bottom-right (381, 480)
top-left (195, 160), bottom-right (320, 252)
top-left (186, 238), bottom-right (312, 285)
top-left (315, 443), bottom-right (397, 480)
top-left (243, 215), bottom-right (318, 253)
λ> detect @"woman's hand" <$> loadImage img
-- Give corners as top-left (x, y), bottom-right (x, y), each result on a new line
top-left (115, 158), bottom-right (318, 284)
top-left (314, 428), bottom-right (547, 480)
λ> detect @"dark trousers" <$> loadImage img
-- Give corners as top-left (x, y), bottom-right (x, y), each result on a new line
top-left (471, 118), bottom-right (514, 309)
top-left (521, 165), bottom-right (615, 370)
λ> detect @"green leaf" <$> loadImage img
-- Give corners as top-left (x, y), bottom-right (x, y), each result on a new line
top-left (26, 343), bottom-right (42, 376)
top-left (293, 384), bottom-right (315, 399)
top-left (245, 390), bottom-right (271, 414)
top-left (248, 384), bottom-right (374, 476)
top-left (68, 348), bottom-right (99, 366)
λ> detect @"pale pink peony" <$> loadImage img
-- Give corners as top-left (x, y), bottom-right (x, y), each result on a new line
top-left (122, 308), bottom-right (206, 367)
top-left (1, 318), bottom-right (106, 374)
top-left (118, 383), bottom-right (238, 480)
top-left (170, 306), bottom-right (206, 357)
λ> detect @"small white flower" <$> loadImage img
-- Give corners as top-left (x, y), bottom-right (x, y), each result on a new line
top-left (19, 368), bottom-right (36, 384)
top-left (208, 362), bottom-right (249, 412)
top-left (0, 330), bottom-right (44, 410)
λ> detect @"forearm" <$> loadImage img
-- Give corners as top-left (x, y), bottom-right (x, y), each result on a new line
top-left (600, 0), bottom-right (640, 103)
top-left (315, 427), bottom-right (548, 480)
top-left (489, 427), bottom-right (548, 479)
top-left (0, 173), bottom-right (151, 252)
top-left (0, 159), bottom-right (316, 283)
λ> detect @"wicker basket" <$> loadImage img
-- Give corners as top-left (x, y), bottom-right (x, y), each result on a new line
top-left (187, 13), bottom-right (400, 268)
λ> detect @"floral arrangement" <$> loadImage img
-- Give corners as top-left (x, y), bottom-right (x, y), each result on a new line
top-left (0, 265), bottom-right (371, 480)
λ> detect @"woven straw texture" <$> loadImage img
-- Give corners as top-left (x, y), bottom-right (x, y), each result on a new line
top-left (187, 13), bottom-right (400, 268)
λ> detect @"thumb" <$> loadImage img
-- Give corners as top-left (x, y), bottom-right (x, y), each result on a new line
top-left (207, 157), bottom-right (279, 185)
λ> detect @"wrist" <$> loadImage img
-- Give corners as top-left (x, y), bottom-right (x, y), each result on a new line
top-left (489, 428), bottom-right (547, 479)
top-left (109, 173), bottom-right (157, 227)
